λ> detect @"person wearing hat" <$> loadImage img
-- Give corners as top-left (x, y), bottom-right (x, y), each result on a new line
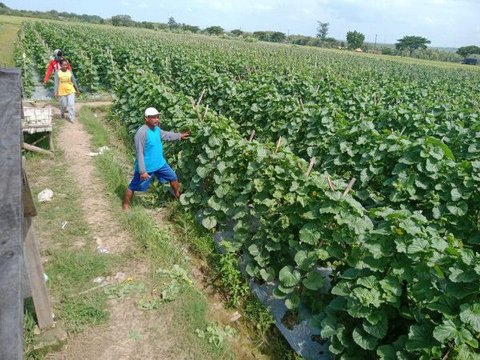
top-left (122, 107), bottom-right (190, 210)
top-left (43, 49), bottom-right (71, 85)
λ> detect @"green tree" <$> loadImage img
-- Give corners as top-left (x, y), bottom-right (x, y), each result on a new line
top-left (230, 29), bottom-right (244, 37)
top-left (168, 16), bottom-right (178, 28)
top-left (111, 15), bottom-right (134, 27)
top-left (204, 26), bottom-right (224, 36)
top-left (270, 32), bottom-right (286, 43)
top-left (182, 24), bottom-right (200, 33)
top-left (395, 35), bottom-right (431, 56)
top-left (346, 30), bottom-right (365, 49)
top-left (456, 45), bottom-right (480, 58)
top-left (316, 21), bottom-right (329, 40)
top-left (253, 31), bottom-right (270, 41)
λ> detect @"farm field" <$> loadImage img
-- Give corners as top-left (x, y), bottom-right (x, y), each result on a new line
top-left (14, 19), bottom-right (480, 359)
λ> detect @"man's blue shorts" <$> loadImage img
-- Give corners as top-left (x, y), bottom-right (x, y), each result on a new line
top-left (128, 163), bottom-right (177, 192)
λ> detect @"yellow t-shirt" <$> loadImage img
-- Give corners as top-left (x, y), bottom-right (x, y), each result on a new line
top-left (57, 70), bottom-right (75, 96)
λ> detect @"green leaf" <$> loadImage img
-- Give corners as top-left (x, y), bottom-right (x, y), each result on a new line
top-left (201, 216), bottom-right (217, 230)
top-left (294, 250), bottom-right (316, 270)
top-left (460, 303), bottom-right (480, 332)
top-left (285, 293), bottom-right (300, 310)
top-left (451, 188), bottom-right (462, 202)
top-left (302, 271), bottom-right (324, 291)
top-left (425, 136), bottom-right (454, 160)
top-left (299, 223), bottom-right (320, 245)
top-left (406, 324), bottom-right (438, 351)
top-left (433, 320), bottom-right (457, 342)
top-left (363, 317), bottom-right (387, 339)
top-left (279, 266), bottom-right (301, 287)
top-left (376, 345), bottom-right (396, 360)
top-left (196, 166), bottom-right (210, 178)
top-left (352, 326), bottom-right (378, 350)
top-left (248, 244), bottom-right (260, 256)
top-left (259, 268), bottom-right (275, 282)
top-left (446, 201), bottom-right (468, 216)
top-left (216, 161), bottom-right (226, 173)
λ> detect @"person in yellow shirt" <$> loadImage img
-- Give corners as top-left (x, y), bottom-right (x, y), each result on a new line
top-left (54, 60), bottom-right (80, 122)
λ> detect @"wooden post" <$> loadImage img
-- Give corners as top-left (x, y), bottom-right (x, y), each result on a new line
top-left (298, 98), bottom-right (305, 111)
top-left (275, 137), bottom-right (282, 153)
top-left (202, 105), bottom-right (209, 120)
top-left (342, 178), bottom-right (356, 197)
top-left (248, 130), bottom-right (256, 142)
top-left (22, 142), bottom-right (54, 157)
top-left (23, 216), bottom-right (54, 329)
top-left (196, 88), bottom-right (206, 107)
top-left (306, 157), bottom-right (316, 176)
top-left (326, 175), bottom-right (335, 191)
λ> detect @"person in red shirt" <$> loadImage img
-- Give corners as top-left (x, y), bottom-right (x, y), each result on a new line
top-left (43, 49), bottom-right (71, 85)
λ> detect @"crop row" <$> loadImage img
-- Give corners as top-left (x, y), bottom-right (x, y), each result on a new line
top-left (18, 21), bottom-right (480, 359)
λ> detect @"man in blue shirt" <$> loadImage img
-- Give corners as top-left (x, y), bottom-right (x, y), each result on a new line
top-left (123, 107), bottom-right (190, 210)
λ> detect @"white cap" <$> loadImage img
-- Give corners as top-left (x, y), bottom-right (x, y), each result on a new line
top-left (144, 107), bottom-right (159, 117)
top-left (54, 49), bottom-right (61, 56)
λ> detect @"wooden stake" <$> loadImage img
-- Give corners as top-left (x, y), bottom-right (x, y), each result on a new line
top-left (326, 175), bottom-right (335, 191)
top-left (196, 88), bottom-right (205, 107)
top-left (306, 157), bottom-right (316, 176)
top-left (342, 178), bottom-right (356, 197)
top-left (30, 134), bottom-right (48, 147)
top-left (202, 105), bottom-right (209, 120)
top-left (248, 129), bottom-right (256, 142)
top-left (23, 216), bottom-right (54, 329)
top-left (23, 143), bottom-right (54, 157)
top-left (275, 137), bottom-right (282, 153)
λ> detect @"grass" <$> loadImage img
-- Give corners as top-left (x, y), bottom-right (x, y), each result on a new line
top-left (79, 105), bottom-right (300, 359)
top-left (0, 21), bottom-right (19, 67)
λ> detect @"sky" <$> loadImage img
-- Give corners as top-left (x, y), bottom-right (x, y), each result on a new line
top-left (4, 0), bottom-right (480, 48)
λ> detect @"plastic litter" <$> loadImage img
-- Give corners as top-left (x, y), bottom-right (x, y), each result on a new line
top-left (38, 188), bottom-right (54, 202)
top-left (61, 221), bottom-right (68, 229)
top-left (88, 145), bottom-right (110, 157)
top-left (96, 245), bottom-right (110, 254)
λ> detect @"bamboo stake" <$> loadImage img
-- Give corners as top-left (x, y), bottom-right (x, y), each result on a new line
top-left (23, 143), bottom-right (54, 157)
top-left (298, 98), bottom-right (305, 111)
top-left (326, 175), bottom-right (335, 191)
top-left (202, 105), bottom-right (209, 120)
top-left (342, 178), bottom-right (356, 197)
top-left (196, 88), bottom-right (206, 107)
top-left (306, 157), bottom-right (316, 176)
top-left (248, 130), bottom-right (256, 142)
top-left (275, 137), bottom-right (282, 153)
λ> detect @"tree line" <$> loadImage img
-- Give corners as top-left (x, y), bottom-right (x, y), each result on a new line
top-left (1, 3), bottom-right (478, 63)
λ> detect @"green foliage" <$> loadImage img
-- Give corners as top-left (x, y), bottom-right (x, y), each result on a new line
top-left (22, 21), bottom-right (480, 359)
top-left (316, 21), bottom-right (329, 40)
top-left (457, 45), bottom-right (480, 59)
top-left (195, 323), bottom-right (236, 348)
top-left (346, 30), bottom-right (365, 49)
top-left (395, 35), bottom-right (431, 55)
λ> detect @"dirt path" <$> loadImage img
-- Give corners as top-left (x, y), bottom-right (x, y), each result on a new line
top-left (46, 102), bottom-right (176, 360)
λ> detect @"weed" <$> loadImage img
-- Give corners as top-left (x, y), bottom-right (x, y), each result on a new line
top-left (195, 323), bottom-right (236, 349)
top-left (214, 253), bottom-right (249, 308)
top-left (104, 281), bottom-right (146, 299)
